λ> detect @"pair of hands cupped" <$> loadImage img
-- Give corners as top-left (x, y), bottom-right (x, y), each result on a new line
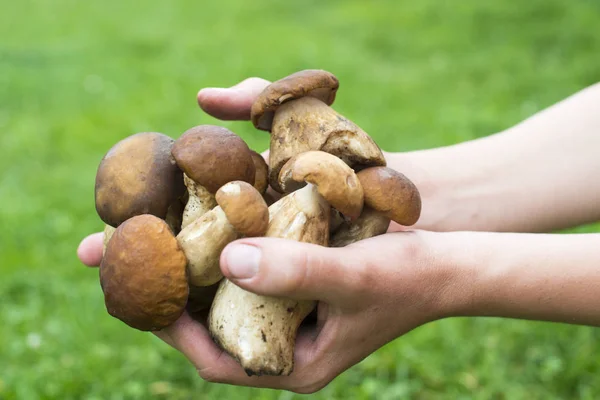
top-left (77, 77), bottom-right (447, 393)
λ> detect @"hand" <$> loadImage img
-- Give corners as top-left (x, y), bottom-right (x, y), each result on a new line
top-left (79, 228), bottom-right (456, 392)
top-left (77, 76), bottom-right (424, 393)
top-left (78, 228), bottom-right (600, 392)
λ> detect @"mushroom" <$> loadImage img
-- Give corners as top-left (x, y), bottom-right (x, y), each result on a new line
top-left (171, 125), bottom-right (256, 229)
top-left (250, 150), bottom-right (269, 195)
top-left (250, 70), bottom-right (386, 193)
top-left (208, 150), bottom-right (363, 376)
top-left (100, 214), bottom-right (189, 331)
top-left (95, 131), bottom-right (186, 231)
top-left (331, 166), bottom-right (422, 247)
top-left (176, 181), bottom-right (269, 287)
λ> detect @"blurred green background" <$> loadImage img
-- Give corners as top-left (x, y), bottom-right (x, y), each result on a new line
top-left (1, 0), bottom-right (600, 398)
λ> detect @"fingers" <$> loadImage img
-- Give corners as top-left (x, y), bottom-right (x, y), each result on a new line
top-left (163, 311), bottom-right (330, 392)
top-left (161, 312), bottom-right (283, 387)
top-left (77, 232), bottom-right (104, 267)
top-left (197, 77), bottom-right (271, 121)
top-left (161, 312), bottom-right (226, 366)
top-left (152, 330), bottom-right (176, 348)
top-left (219, 238), bottom-right (371, 304)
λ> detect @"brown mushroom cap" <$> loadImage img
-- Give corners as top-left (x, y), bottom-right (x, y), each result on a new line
top-left (171, 125), bottom-right (255, 193)
top-left (100, 214), bottom-right (189, 331)
top-left (250, 150), bottom-right (269, 194)
top-left (357, 167), bottom-right (421, 226)
top-left (216, 181), bottom-right (269, 237)
top-left (278, 151), bottom-right (364, 220)
top-left (95, 132), bottom-right (185, 227)
top-left (251, 70), bottom-right (339, 131)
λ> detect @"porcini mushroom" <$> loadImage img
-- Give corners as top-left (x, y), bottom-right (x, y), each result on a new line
top-left (95, 132), bottom-right (186, 229)
top-left (171, 125), bottom-right (256, 229)
top-left (176, 181), bottom-right (269, 287)
top-left (208, 151), bottom-right (363, 376)
top-left (251, 69), bottom-right (339, 132)
top-left (250, 150), bottom-right (269, 195)
top-left (100, 214), bottom-right (189, 331)
top-left (250, 70), bottom-right (386, 193)
top-left (331, 166), bottom-right (422, 247)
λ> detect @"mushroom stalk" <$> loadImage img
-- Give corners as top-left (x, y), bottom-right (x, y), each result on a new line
top-left (181, 174), bottom-right (217, 230)
top-left (208, 184), bottom-right (329, 376)
top-left (177, 206), bottom-right (238, 286)
top-left (209, 151), bottom-right (363, 376)
top-left (176, 181), bottom-right (269, 287)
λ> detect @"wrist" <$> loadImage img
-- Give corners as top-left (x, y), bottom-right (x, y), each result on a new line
top-left (384, 133), bottom-right (512, 232)
top-left (419, 231), bottom-right (487, 319)
top-left (384, 149), bottom-right (466, 232)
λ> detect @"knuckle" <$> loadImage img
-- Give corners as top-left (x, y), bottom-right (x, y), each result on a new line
top-left (344, 254), bottom-right (376, 298)
top-left (287, 250), bottom-right (312, 296)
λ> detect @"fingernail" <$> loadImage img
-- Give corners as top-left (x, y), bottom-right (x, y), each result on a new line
top-left (225, 244), bottom-right (261, 279)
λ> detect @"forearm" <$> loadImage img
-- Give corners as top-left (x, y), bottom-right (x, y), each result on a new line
top-left (388, 82), bottom-right (600, 232)
top-left (442, 232), bottom-right (600, 326)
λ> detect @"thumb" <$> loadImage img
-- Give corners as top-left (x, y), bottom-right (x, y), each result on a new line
top-left (197, 77), bottom-right (271, 121)
top-left (219, 238), bottom-right (367, 303)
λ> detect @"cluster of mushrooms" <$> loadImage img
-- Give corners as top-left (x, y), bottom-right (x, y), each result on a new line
top-left (94, 70), bottom-right (422, 376)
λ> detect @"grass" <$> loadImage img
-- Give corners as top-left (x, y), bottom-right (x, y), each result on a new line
top-left (1, 0), bottom-right (600, 398)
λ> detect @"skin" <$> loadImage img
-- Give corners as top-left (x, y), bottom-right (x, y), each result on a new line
top-left (77, 78), bottom-right (600, 393)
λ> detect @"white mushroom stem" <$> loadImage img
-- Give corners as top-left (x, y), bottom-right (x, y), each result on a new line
top-left (181, 173), bottom-right (217, 229)
top-left (177, 206), bottom-right (237, 287)
top-left (177, 181), bottom-right (268, 288)
top-left (208, 184), bottom-right (329, 376)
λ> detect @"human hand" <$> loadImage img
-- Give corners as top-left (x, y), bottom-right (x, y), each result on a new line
top-left (79, 228), bottom-right (459, 392)
top-left (76, 76), bottom-right (445, 392)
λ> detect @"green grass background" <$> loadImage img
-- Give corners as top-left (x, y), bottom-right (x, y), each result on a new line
top-left (1, 0), bottom-right (600, 398)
